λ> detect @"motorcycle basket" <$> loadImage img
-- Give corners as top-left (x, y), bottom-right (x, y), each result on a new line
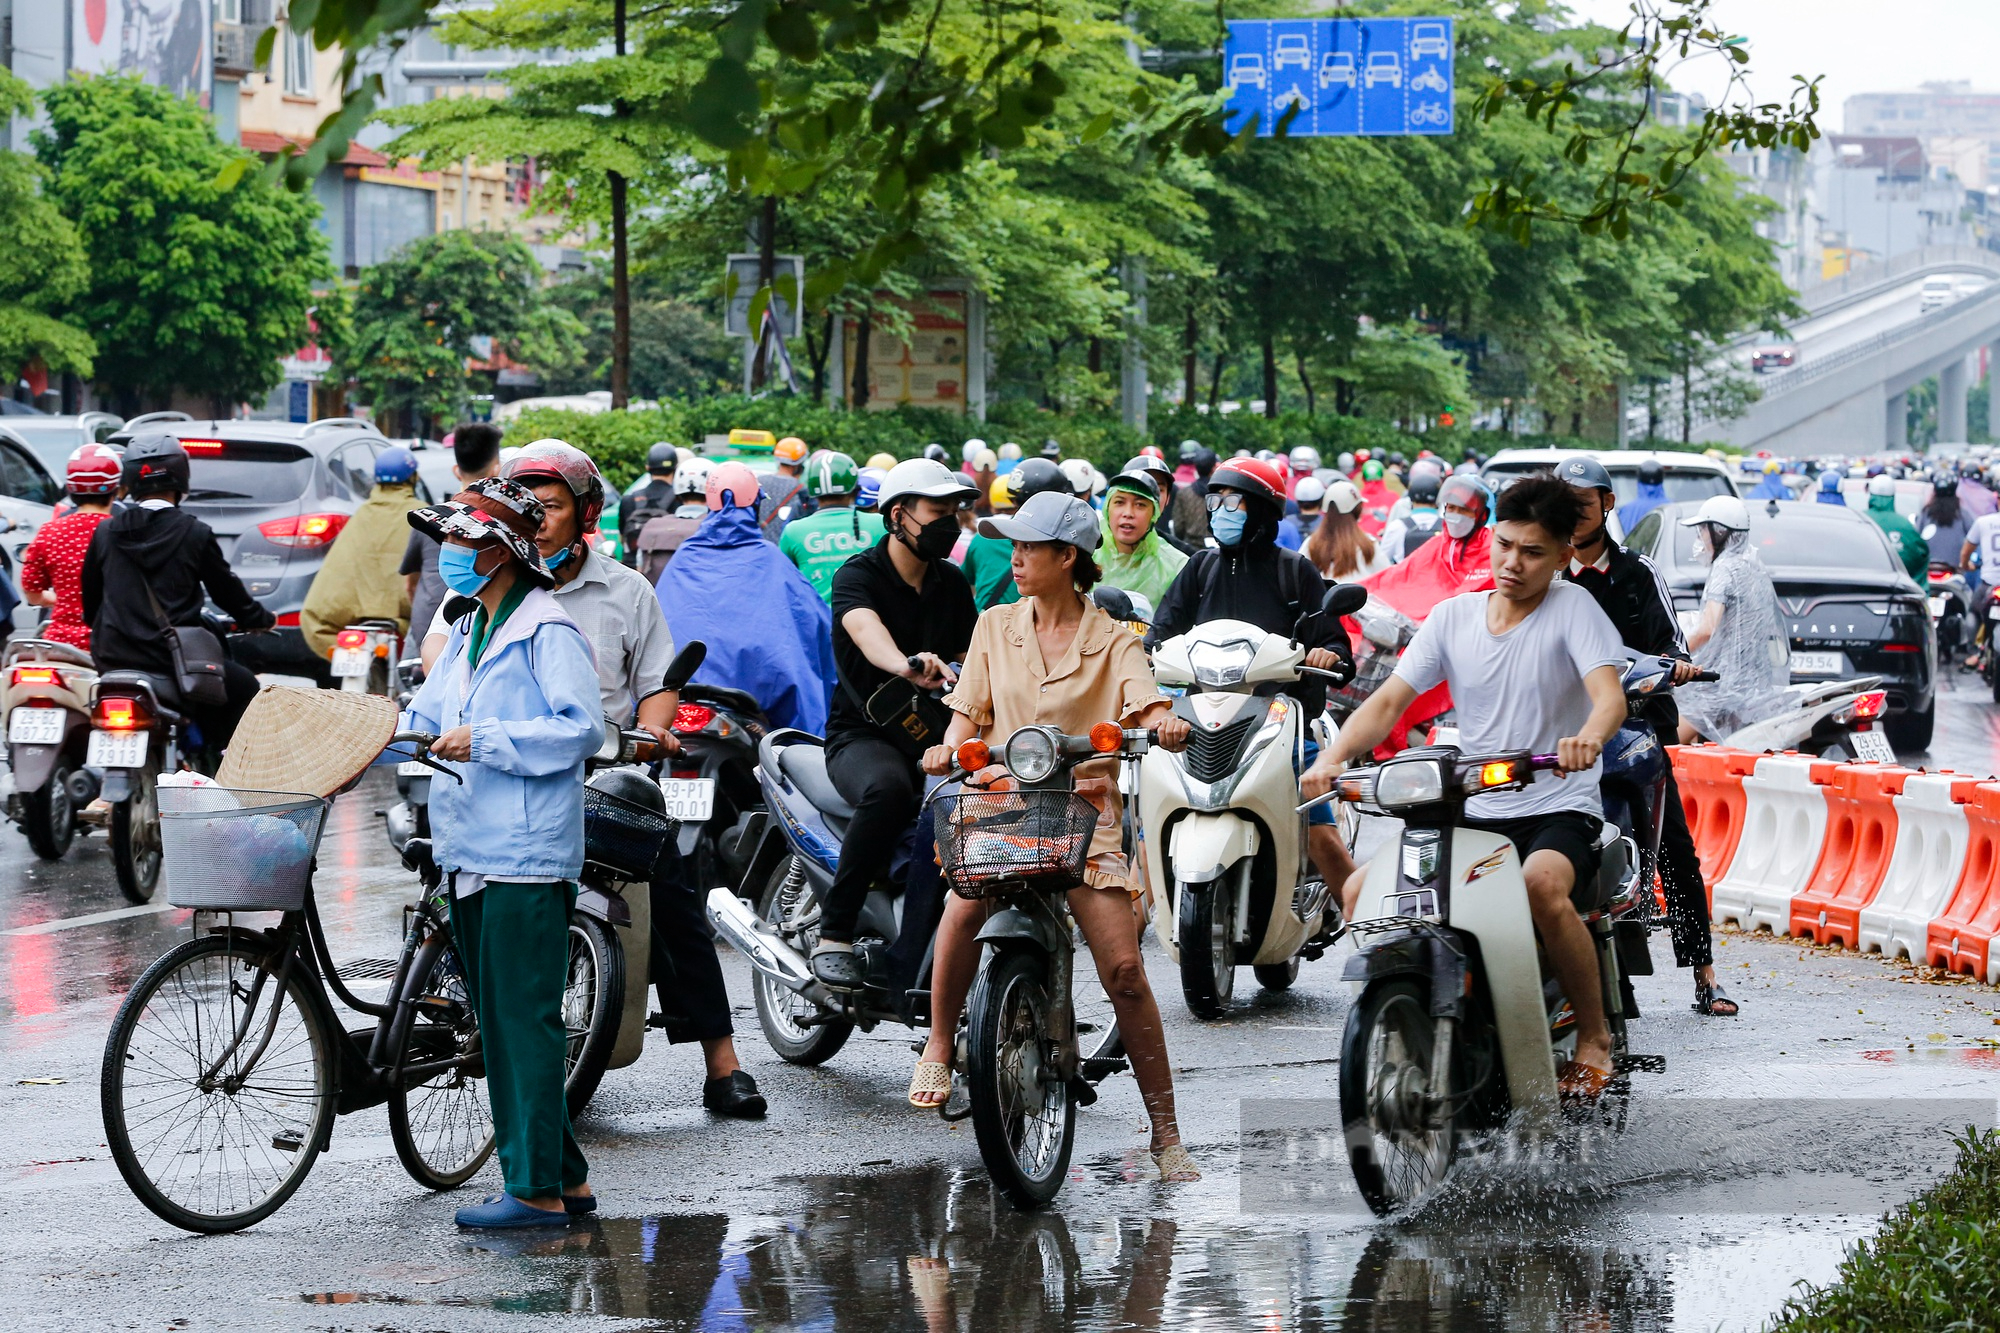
top-left (584, 784), bottom-right (679, 881)
top-left (937, 789), bottom-right (1099, 899)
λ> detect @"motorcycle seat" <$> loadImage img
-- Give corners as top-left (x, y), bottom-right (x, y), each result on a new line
top-left (684, 682), bottom-right (767, 721)
top-left (778, 743), bottom-right (857, 821)
top-left (96, 670), bottom-right (185, 724)
top-left (3, 639), bottom-right (95, 670)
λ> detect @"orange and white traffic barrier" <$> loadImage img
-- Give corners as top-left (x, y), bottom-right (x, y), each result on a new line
top-left (1925, 782), bottom-right (2000, 984)
top-left (1668, 745), bottom-right (1761, 903)
top-left (1708, 753), bottom-right (1840, 934)
top-left (1789, 763), bottom-right (1909, 949)
top-left (1857, 771), bottom-right (1980, 960)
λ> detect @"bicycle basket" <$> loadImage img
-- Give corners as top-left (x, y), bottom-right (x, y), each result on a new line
top-left (584, 784), bottom-right (679, 881)
top-left (937, 789), bottom-right (1099, 899)
top-left (159, 785), bottom-right (329, 912)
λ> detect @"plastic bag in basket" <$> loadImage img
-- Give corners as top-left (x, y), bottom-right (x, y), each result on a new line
top-left (158, 771), bottom-right (242, 813)
top-left (238, 813), bottom-right (313, 882)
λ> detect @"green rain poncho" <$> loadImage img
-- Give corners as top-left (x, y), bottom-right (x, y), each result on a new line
top-left (1097, 485), bottom-right (1188, 608)
top-left (1866, 492), bottom-right (1929, 580)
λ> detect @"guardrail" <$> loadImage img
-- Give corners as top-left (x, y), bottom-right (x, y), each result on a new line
top-left (1797, 243), bottom-right (2000, 310)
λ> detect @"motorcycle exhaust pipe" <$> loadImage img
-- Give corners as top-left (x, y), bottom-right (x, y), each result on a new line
top-left (705, 888), bottom-right (826, 1000)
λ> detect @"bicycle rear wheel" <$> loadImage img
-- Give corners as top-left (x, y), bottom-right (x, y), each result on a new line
top-left (389, 929), bottom-right (495, 1190)
top-left (101, 933), bottom-right (334, 1233)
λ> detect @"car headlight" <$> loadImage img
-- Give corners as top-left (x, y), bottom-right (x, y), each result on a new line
top-left (1374, 759), bottom-right (1446, 809)
top-left (1004, 727), bottom-right (1060, 784)
top-left (1188, 640), bottom-right (1255, 688)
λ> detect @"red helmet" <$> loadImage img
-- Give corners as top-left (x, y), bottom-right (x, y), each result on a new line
top-left (66, 443), bottom-right (121, 496)
top-left (1207, 457), bottom-right (1286, 509)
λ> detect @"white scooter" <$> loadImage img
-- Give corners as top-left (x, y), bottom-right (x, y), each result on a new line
top-left (1139, 583), bottom-right (1368, 1019)
top-left (1314, 744), bottom-right (1659, 1214)
top-left (1719, 675), bottom-right (1893, 763)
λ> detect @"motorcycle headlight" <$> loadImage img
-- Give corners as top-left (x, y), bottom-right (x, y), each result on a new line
top-left (1004, 727), bottom-right (1061, 784)
top-left (1373, 759), bottom-right (1447, 809)
top-left (1188, 640), bottom-right (1255, 688)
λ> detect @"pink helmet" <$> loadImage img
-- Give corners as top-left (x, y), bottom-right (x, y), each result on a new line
top-left (706, 462), bottom-right (761, 511)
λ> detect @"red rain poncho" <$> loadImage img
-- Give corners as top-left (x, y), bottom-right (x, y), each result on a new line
top-left (1352, 529), bottom-right (1494, 754)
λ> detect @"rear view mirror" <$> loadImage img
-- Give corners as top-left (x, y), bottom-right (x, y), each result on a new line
top-left (1322, 583), bottom-right (1368, 618)
top-left (1091, 585), bottom-right (1136, 624)
top-left (663, 640), bottom-right (707, 692)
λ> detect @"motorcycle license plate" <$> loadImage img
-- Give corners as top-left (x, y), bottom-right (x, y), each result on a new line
top-left (7, 707), bottom-right (64, 746)
top-left (1929, 595), bottom-right (1949, 617)
top-left (1852, 729), bottom-right (1897, 764)
top-left (1988, 605), bottom-right (2000, 623)
top-left (1790, 651), bottom-right (1843, 675)
top-left (397, 759), bottom-right (431, 777)
top-left (87, 730), bottom-right (148, 769)
top-left (332, 647), bottom-right (371, 678)
top-left (656, 777), bottom-right (715, 822)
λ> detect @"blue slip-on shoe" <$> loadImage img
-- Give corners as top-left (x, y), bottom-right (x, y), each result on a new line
top-left (455, 1192), bottom-right (573, 1229)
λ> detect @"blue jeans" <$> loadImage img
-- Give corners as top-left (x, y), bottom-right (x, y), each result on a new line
top-left (1297, 735), bottom-right (1337, 828)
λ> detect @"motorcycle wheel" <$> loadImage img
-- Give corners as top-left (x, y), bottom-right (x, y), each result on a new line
top-left (111, 765), bottom-right (162, 904)
top-left (752, 856), bottom-right (853, 1065)
top-left (966, 947), bottom-right (1075, 1209)
top-left (1253, 957), bottom-right (1301, 991)
top-left (561, 913), bottom-right (625, 1119)
top-left (1339, 978), bottom-right (1457, 1215)
top-left (22, 759), bottom-right (76, 861)
top-left (1176, 878), bottom-right (1235, 1020)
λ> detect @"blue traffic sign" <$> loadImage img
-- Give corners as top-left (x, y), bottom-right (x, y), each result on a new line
top-left (1223, 17), bottom-right (1454, 138)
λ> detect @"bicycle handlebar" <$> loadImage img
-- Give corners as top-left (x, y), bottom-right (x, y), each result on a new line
top-left (385, 731), bottom-right (464, 783)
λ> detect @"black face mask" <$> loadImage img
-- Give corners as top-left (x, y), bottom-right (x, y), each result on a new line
top-left (901, 512), bottom-right (960, 562)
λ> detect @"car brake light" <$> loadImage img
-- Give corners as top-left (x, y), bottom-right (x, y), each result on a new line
top-left (94, 697), bottom-right (148, 731)
top-left (259, 513), bottom-right (349, 548)
top-left (179, 439), bottom-right (225, 453)
top-left (673, 703), bottom-right (716, 734)
top-left (335, 629), bottom-right (368, 650)
top-left (10, 666), bottom-right (60, 687)
top-left (275, 612), bottom-right (300, 627)
top-left (1879, 643), bottom-right (1919, 652)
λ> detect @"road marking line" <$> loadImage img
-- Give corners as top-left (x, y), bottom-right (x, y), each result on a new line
top-left (3, 902), bottom-right (179, 936)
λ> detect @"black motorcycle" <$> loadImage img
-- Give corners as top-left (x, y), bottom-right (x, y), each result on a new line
top-left (662, 680), bottom-right (769, 901)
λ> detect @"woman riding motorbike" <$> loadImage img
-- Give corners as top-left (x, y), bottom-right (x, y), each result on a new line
top-left (908, 491), bottom-right (1200, 1182)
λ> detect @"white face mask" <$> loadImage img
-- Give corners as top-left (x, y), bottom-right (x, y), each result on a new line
top-left (1443, 511), bottom-right (1477, 540)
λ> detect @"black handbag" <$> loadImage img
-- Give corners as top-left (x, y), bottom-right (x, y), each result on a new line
top-left (846, 675), bottom-right (952, 760)
top-left (141, 580), bottom-right (230, 708)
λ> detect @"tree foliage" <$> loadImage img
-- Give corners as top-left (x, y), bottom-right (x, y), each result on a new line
top-left (0, 72), bottom-right (95, 382)
top-left (36, 75), bottom-right (328, 412)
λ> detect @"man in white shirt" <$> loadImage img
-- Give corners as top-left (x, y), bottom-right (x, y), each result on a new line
top-left (1304, 473), bottom-right (1628, 1092)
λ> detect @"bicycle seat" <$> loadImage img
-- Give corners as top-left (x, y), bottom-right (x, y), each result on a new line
top-left (778, 743), bottom-right (856, 821)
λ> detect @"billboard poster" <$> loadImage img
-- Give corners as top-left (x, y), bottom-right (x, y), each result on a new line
top-left (853, 291), bottom-right (968, 413)
top-left (73, 0), bottom-right (213, 104)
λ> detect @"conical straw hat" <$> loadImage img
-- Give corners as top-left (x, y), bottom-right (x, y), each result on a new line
top-left (216, 686), bottom-right (399, 798)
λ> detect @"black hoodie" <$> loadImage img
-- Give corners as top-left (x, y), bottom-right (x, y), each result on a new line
top-left (82, 504), bottom-right (274, 678)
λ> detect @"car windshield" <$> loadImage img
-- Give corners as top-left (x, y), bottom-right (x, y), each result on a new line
top-left (6, 423), bottom-right (87, 476)
top-left (184, 442), bottom-right (315, 505)
top-left (1671, 509), bottom-right (1901, 574)
top-left (1485, 461), bottom-right (1734, 506)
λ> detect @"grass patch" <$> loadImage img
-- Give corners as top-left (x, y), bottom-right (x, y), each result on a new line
top-left (1771, 1127), bottom-right (2000, 1332)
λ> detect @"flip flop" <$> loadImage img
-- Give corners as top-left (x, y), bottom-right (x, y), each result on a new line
top-left (1693, 981), bottom-right (1739, 1017)
top-left (908, 1059), bottom-right (952, 1110)
top-left (1556, 1060), bottom-right (1613, 1102)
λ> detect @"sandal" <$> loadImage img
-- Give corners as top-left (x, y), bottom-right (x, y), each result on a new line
top-left (1693, 980), bottom-right (1739, 1017)
top-left (1151, 1142), bottom-right (1201, 1182)
top-left (1556, 1059), bottom-right (1613, 1102)
top-left (908, 1058), bottom-right (952, 1110)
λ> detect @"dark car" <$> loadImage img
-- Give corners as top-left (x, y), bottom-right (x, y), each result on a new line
top-left (102, 417), bottom-right (400, 677)
top-left (1627, 500), bottom-right (1937, 751)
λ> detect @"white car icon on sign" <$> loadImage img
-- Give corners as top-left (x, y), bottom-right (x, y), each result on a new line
top-left (1274, 34), bottom-right (1311, 70)
top-left (1319, 51), bottom-right (1357, 88)
top-left (1365, 51), bottom-right (1402, 87)
top-left (1411, 23), bottom-right (1449, 59)
top-left (1229, 53), bottom-right (1267, 89)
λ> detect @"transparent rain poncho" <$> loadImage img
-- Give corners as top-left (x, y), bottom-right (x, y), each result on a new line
top-left (1676, 524), bottom-right (1790, 740)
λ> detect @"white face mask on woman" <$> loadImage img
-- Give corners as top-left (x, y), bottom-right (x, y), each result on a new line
top-left (1442, 509), bottom-right (1479, 541)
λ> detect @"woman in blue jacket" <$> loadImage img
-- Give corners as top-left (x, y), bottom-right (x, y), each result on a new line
top-left (402, 477), bottom-right (606, 1229)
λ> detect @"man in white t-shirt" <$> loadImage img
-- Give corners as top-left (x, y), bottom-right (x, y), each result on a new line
top-left (1303, 473), bottom-right (1628, 1092)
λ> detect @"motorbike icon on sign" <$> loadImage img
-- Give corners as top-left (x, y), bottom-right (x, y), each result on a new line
top-left (1411, 67), bottom-right (1449, 94)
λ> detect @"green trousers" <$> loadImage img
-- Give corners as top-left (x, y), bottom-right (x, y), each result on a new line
top-left (451, 881), bottom-right (588, 1199)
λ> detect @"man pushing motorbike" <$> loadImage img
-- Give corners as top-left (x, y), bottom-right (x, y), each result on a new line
top-left (1303, 474), bottom-right (1628, 1098)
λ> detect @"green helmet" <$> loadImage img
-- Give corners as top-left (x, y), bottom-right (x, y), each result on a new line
top-left (804, 450), bottom-right (858, 497)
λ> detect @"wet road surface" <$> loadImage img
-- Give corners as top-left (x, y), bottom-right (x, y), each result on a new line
top-left (3, 680), bottom-right (1999, 1331)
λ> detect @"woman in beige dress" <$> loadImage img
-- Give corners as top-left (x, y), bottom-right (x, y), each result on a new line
top-left (910, 490), bottom-right (1199, 1182)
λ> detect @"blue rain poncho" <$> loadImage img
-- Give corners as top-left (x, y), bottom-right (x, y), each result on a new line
top-left (1615, 479), bottom-right (1669, 533)
top-left (656, 504), bottom-right (835, 733)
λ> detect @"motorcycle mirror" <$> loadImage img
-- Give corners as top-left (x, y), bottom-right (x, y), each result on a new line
top-left (662, 640), bottom-right (707, 692)
top-left (1091, 585), bottom-right (1136, 623)
top-left (1321, 583), bottom-right (1368, 618)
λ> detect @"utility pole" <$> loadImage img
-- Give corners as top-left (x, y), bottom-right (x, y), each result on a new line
top-left (751, 196), bottom-right (777, 391)
top-left (1119, 13), bottom-right (1147, 430)
top-left (608, 0), bottom-right (631, 409)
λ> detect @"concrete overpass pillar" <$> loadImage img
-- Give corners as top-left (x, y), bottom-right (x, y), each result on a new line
top-left (1941, 356), bottom-right (1971, 444)
top-left (1888, 389), bottom-right (1909, 451)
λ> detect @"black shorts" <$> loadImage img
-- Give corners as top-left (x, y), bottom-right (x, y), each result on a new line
top-left (1464, 810), bottom-right (1603, 901)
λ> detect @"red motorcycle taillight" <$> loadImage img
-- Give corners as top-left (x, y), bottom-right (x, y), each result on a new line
top-left (94, 697), bottom-right (149, 731)
top-left (335, 629), bottom-right (368, 650)
top-left (10, 666), bottom-right (60, 688)
top-left (673, 703), bottom-right (716, 733)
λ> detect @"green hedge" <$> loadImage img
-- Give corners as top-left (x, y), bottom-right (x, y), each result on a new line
top-left (500, 396), bottom-right (1735, 490)
top-left (1771, 1127), bottom-right (2000, 1332)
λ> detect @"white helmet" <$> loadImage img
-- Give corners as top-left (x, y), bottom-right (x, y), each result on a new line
top-left (1058, 457), bottom-right (1098, 497)
top-left (1866, 473), bottom-right (1896, 498)
top-left (1337, 451), bottom-right (1356, 473)
top-left (878, 457), bottom-right (977, 512)
top-left (1289, 446), bottom-right (1322, 475)
top-left (673, 457), bottom-right (714, 499)
top-left (1679, 494), bottom-right (1751, 532)
top-left (1295, 476), bottom-right (1327, 506)
top-left (961, 437), bottom-right (987, 463)
top-left (1324, 479), bottom-right (1363, 515)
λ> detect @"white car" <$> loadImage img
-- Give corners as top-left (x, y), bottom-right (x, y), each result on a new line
top-left (1411, 22), bottom-right (1450, 59)
top-left (1365, 51), bottom-right (1402, 87)
top-left (1274, 34), bottom-right (1310, 71)
top-left (1229, 52), bottom-right (1267, 90)
top-left (1319, 51), bottom-right (1357, 88)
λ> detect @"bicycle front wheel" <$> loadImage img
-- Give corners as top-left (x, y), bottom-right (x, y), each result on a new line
top-left (562, 912), bottom-right (625, 1118)
top-left (388, 929), bottom-right (495, 1190)
top-left (101, 933), bottom-right (335, 1233)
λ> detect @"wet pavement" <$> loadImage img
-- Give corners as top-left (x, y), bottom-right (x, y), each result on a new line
top-left (3, 679), bottom-right (2000, 1331)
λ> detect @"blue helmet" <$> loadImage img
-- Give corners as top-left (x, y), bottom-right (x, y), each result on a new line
top-left (855, 466), bottom-right (886, 511)
top-left (1818, 470), bottom-right (1842, 493)
top-left (375, 446), bottom-right (418, 485)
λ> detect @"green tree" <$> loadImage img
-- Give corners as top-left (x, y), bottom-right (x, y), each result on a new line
top-left (534, 271), bottom-right (738, 399)
top-left (338, 229), bottom-right (587, 432)
top-left (36, 76), bottom-right (328, 414)
top-left (0, 73), bottom-right (95, 385)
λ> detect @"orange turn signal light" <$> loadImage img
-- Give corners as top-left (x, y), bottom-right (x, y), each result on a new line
top-left (1478, 761), bottom-right (1518, 788)
top-left (956, 739), bottom-right (991, 772)
top-left (1089, 721), bottom-right (1122, 753)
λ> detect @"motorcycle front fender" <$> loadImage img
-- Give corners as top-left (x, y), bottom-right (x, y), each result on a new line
top-left (573, 883), bottom-right (632, 928)
top-left (608, 877), bottom-right (651, 1071)
top-left (974, 905), bottom-right (1063, 959)
top-left (1167, 810), bottom-right (1260, 887)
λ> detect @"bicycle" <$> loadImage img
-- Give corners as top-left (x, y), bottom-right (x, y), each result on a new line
top-left (99, 731), bottom-right (495, 1233)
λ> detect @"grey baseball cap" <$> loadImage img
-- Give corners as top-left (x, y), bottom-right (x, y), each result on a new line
top-left (977, 490), bottom-right (1103, 550)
